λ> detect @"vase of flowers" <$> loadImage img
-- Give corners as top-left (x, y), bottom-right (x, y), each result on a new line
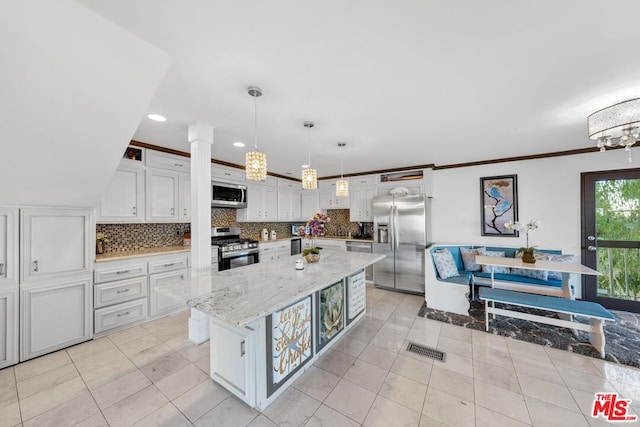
top-left (96, 232), bottom-right (110, 255)
top-left (299, 212), bottom-right (330, 263)
top-left (505, 219), bottom-right (541, 263)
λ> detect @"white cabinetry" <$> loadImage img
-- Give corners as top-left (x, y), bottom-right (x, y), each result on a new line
top-left (20, 208), bottom-right (92, 283)
top-left (97, 163), bottom-right (145, 223)
top-left (377, 181), bottom-right (424, 196)
top-left (179, 174), bottom-right (191, 221)
top-left (0, 209), bottom-right (18, 367)
top-left (146, 169), bottom-right (179, 222)
top-left (21, 276), bottom-right (92, 360)
top-left (146, 150), bottom-right (191, 173)
top-left (300, 192), bottom-right (319, 220)
top-left (349, 187), bottom-right (375, 222)
top-left (319, 190), bottom-right (350, 210)
top-left (0, 208), bottom-right (18, 286)
top-left (278, 191), bottom-right (301, 221)
top-left (316, 239), bottom-right (346, 251)
top-left (259, 241), bottom-right (291, 263)
top-left (148, 253), bottom-right (190, 317)
top-left (212, 164), bottom-right (245, 183)
top-left (237, 186), bottom-right (278, 222)
top-left (210, 317), bottom-right (258, 407)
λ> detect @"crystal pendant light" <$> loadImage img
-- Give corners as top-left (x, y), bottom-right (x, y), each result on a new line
top-left (302, 121), bottom-right (317, 190)
top-left (588, 98), bottom-right (640, 163)
top-left (336, 142), bottom-right (348, 197)
top-left (245, 86), bottom-right (267, 180)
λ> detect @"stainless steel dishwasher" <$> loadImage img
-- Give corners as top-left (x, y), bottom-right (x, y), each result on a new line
top-left (346, 241), bottom-right (374, 281)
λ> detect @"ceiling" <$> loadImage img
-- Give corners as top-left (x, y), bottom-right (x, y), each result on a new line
top-left (76, 0), bottom-right (640, 178)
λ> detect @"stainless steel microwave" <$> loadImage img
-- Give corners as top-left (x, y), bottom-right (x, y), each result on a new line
top-left (212, 181), bottom-right (247, 208)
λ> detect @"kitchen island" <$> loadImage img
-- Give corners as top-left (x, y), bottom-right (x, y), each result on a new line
top-left (161, 248), bottom-right (384, 410)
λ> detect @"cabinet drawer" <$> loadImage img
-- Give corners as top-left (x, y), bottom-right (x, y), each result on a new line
top-left (146, 150), bottom-right (190, 172)
top-left (94, 261), bottom-right (147, 284)
top-left (94, 299), bottom-right (148, 334)
top-left (94, 276), bottom-right (148, 308)
top-left (148, 256), bottom-right (189, 274)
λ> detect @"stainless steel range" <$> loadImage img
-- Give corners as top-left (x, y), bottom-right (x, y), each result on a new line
top-left (211, 226), bottom-right (259, 271)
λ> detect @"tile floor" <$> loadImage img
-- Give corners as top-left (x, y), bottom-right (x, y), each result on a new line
top-left (1, 284), bottom-right (639, 426)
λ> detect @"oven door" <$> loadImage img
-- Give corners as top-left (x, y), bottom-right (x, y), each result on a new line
top-left (220, 252), bottom-right (259, 270)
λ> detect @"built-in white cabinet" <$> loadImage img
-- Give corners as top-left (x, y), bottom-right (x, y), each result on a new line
top-left (349, 187), bottom-right (375, 222)
top-left (212, 164), bottom-right (245, 183)
top-left (377, 182), bottom-right (424, 197)
top-left (0, 208), bottom-right (18, 286)
top-left (179, 174), bottom-right (191, 221)
top-left (20, 276), bottom-right (92, 360)
top-left (350, 175), bottom-right (376, 187)
top-left (237, 186), bottom-right (278, 222)
top-left (277, 191), bottom-right (302, 221)
top-left (210, 317), bottom-right (258, 407)
top-left (20, 208), bottom-right (92, 283)
top-left (300, 192), bottom-right (319, 220)
top-left (259, 241), bottom-right (291, 263)
top-left (146, 169), bottom-right (179, 222)
top-left (0, 285), bottom-right (18, 368)
top-left (319, 190), bottom-right (350, 210)
top-left (146, 150), bottom-right (191, 173)
top-left (97, 163), bottom-right (145, 223)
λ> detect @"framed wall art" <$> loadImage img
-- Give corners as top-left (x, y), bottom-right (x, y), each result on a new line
top-left (480, 174), bottom-right (518, 236)
top-left (316, 280), bottom-right (345, 352)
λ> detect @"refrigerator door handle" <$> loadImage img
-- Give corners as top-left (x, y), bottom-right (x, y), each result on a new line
top-left (388, 206), bottom-right (394, 250)
top-left (394, 205), bottom-right (400, 251)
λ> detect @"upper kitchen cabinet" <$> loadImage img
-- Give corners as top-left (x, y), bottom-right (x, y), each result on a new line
top-left (20, 208), bottom-right (93, 283)
top-left (237, 185), bottom-right (278, 222)
top-left (0, 208), bottom-right (18, 285)
top-left (212, 164), bottom-right (245, 183)
top-left (146, 150), bottom-right (190, 173)
top-left (349, 187), bottom-right (375, 222)
top-left (300, 192), bottom-right (319, 220)
top-left (146, 169), bottom-right (190, 223)
top-left (96, 163), bottom-right (145, 223)
top-left (377, 170), bottom-right (425, 196)
top-left (318, 180), bottom-right (349, 209)
top-left (278, 190), bottom-right (302, 221)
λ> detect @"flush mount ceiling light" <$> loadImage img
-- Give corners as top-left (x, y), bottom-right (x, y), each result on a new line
top-left (147, 113), bottom-right (166, 122)
top-left (245, 86), bottom-right (267, 180)
top-left (588, 98), bottom-right (640, 163)
top-left (336, 142), bottom-right (348, 197)
top-left (302, 121), bottom-right (317, 190)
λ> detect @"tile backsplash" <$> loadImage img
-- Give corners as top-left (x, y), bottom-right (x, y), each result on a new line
top-left (97, 208), bottom-right (372, 252)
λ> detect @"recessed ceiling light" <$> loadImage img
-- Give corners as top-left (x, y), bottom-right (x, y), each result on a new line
top-left (233, 141), bottom-right (245, 147)
top-left (147, 113), bottom-right (166, 122)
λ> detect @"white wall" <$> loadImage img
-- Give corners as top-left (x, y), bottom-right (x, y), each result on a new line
top-left (431, 147), bottom-right (639, 297)
top-left (0, 1), bottom-right (171, 208)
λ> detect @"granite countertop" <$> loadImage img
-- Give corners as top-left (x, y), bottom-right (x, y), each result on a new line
top-left (257, 235), bottom-right (373, 243)
top-left (95, 246), bottom-right (190, 262)
top-left (159, 248), bottom-right (384, 327)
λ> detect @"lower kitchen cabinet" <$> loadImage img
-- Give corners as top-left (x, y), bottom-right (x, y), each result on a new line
top-left (94, 299), bottom-right (148, 334)
top-left (20, 276), bottom-right (92, 361)
top-left (0, 284), bottom-right (18, 368)
top-left (149, 268), bottom-right (189, 317)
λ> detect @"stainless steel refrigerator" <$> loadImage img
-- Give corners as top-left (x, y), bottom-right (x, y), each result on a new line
top-left (373, 194), bottom-right (429, 294)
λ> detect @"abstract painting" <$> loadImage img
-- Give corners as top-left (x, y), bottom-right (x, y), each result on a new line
top-left (480, 174), bottom-right (518, 236)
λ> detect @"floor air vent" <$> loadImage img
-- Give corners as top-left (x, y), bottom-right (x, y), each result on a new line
top-left (406, 342), bottom-right (446, 362)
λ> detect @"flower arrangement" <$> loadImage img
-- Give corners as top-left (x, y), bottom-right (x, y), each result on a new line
top-left (505, 219), bottom-right (541, 263)
top-left (299, 212), bottom-right (330, 258)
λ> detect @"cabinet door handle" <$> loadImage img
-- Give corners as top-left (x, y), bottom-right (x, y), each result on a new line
top-left (224, 172), bottom-right (231, 176)
top-left (0, 263), bottom-right (4, 276)
top-left (116, 270), bottom-right (130, 275)
top-left (116, 289), bottom-right (130, 294)
top-left (132, 206), bottom-right (137, 215)
top-left (117, 311), bottom-right (130, 317)
top-left (170, 208), bottom-right (175, 215)
top-left (183, 208), bottom-right (187, 216)
top-left (33, 260), bottom-right (39, 272)
top-left (240, 339), bottom-right (246, 357)
top-left (163, 263), bottom-right (175, 267)
top-left (174, 163), bottom-right (183, 167)
top-left (180, 275), bottom-right (184, 280)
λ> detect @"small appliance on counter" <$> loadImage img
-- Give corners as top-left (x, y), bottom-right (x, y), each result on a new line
top-left (262, 228), bottom-right (269, 241)
top-left (270, 230), bottom-right (277, 240)
top-left (354, 222), bottom-right (372, 239)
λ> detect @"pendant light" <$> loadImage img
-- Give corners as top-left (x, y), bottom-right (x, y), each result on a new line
top-left (336, 142), bottom-right (348, 196)
top-left (245, 86), bottom-right (267, 181)
top-left (302, 121), bottom-right (317, 190)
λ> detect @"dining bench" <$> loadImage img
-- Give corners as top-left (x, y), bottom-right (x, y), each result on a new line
top-left (478, 287), bottom-right (615, 357)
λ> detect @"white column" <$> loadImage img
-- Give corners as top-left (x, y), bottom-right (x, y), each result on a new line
top-left (187, 121), bottom-right (213, 344)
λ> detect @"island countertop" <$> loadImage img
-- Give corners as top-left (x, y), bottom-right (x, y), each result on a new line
top-left (162, 248), bottom-right (384, 327)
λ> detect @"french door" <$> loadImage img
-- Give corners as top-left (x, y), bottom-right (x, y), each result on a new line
top-left (581, 169), bottom-right (640, 313)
